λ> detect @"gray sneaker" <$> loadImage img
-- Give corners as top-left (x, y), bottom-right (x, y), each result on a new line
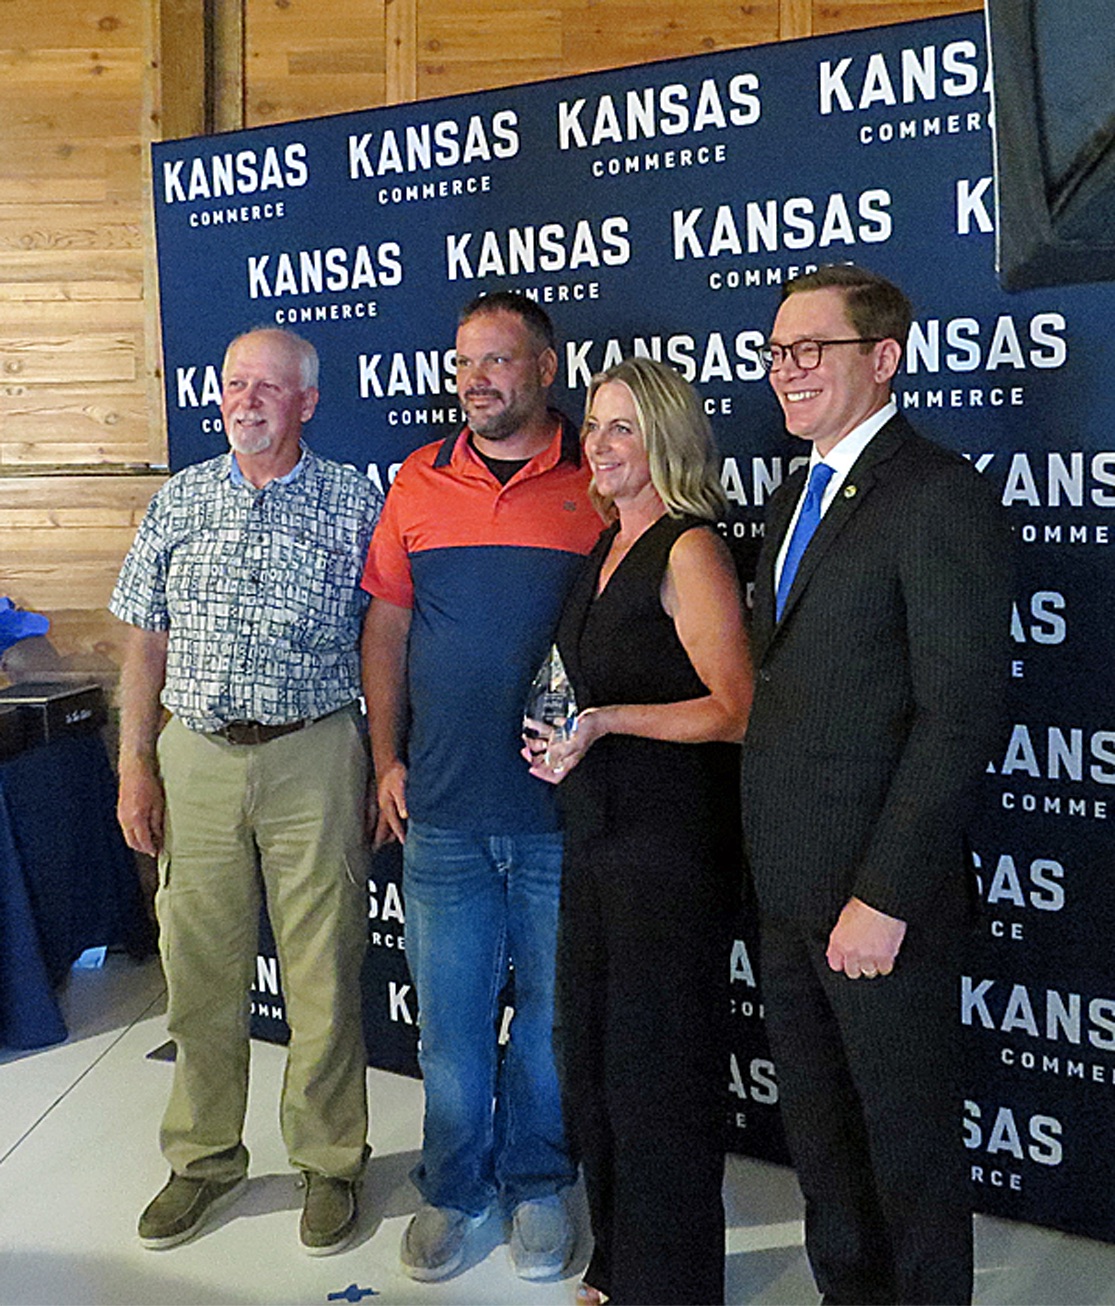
top-left (509, 1194), bottom-right (574, 1280)
top-left (400, 1203), bottom-right (488, 1281)
top-left (137, 1173), bottom-right (246, 1249)
top-left (298, 1172), bottom-right (361, 1256)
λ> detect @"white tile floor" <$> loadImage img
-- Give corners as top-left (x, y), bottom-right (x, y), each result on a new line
top-left (2, 956), bottom-right (1115, 1306)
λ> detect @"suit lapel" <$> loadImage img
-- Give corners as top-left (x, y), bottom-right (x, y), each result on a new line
top-left (773, 414), bottom-right (910, 631)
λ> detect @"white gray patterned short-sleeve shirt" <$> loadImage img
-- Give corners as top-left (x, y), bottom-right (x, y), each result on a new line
top-left (110, 447), bottom-right (383, 732)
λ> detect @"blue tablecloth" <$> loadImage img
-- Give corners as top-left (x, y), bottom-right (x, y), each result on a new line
top-left (0, 733), bottom-right (151, 1050)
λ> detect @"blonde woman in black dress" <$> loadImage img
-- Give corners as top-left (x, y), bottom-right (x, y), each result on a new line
top-left (526, 357), bottom-right (752, 1306)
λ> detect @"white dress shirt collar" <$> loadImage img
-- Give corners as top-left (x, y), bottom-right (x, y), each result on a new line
top-left (811, 397), bottom-right (897, 502)
top-left (773, 397), bottom-right (897, 591)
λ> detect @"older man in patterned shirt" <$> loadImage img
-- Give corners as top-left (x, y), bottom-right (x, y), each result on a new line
top-left (111, 327), bottom-right (382, 1256)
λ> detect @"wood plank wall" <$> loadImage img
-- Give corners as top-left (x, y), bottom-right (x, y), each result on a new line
top-left (0, 0), bottom-right (162, 674)
top-left (0, 0), bottom-right (979, 676)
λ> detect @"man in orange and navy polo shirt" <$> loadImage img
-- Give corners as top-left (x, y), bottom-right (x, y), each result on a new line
top-left (361, 292), bottom-right (598, 1284)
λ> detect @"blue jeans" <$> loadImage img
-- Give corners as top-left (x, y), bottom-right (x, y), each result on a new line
top-left (403, 822), bottom-right (575, 1215)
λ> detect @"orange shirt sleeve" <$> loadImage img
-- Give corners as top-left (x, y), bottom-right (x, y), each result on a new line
top-left (361, 474), bottom-right (414, 609)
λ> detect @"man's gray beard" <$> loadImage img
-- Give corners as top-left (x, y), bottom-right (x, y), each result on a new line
top-left (228, 430), bottom-right (273, 455)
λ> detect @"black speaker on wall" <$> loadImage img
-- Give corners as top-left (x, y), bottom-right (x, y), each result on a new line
top-left (987, 0), bottom-right (1115, 291)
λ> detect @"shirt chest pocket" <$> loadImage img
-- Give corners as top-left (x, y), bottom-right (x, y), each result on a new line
top-left (261, 532), bottom-right (337, 641)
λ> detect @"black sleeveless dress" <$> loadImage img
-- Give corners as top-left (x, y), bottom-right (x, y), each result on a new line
top-left (554, 513), bottom-right (741, 1306)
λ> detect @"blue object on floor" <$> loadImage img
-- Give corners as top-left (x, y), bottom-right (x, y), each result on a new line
top-left (326, 1286), bottom-right (377, 1302)
top-left (73, 946), bottom-right (107, 969)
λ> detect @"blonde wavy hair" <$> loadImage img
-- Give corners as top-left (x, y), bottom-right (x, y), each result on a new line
top-left (584, 356), bottom-right (727, 522)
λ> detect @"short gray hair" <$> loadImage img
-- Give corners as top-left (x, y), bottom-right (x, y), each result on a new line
top-left (223, 327), bottom-right (319, 390)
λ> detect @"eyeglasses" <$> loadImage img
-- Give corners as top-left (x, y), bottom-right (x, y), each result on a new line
top-left (759, 337), bottom-right (883, 372)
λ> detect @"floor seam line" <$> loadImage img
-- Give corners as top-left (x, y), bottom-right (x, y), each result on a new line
top-left (0, 981), bottom-right (167, 1167)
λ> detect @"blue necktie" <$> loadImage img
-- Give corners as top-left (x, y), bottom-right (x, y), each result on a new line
top-left (775, 461), bottom-right (835, 620)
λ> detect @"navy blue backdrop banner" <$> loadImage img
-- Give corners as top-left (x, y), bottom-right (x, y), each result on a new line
top-left (154, 11), bottom-right (1115, 1242)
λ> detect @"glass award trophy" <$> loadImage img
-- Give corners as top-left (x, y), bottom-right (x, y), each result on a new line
top-left (522, 645), bottom-right (578, 757)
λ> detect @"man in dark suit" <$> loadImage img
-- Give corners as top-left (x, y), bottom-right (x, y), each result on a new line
top-left (740, 265), bottom-right (1012, 1305)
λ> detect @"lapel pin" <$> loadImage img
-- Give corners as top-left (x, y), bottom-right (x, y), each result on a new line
top-left (843, 484), bottom-right (857, 498)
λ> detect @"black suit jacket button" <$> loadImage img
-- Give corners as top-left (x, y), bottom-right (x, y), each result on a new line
top-left (759, 668), bottom-right (772, 683)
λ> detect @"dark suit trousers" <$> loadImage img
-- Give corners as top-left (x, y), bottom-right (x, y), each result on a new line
top-left (760, 911), bottom-right (972, 1306)
top-left (557, 838), bottom-right (729, 1306)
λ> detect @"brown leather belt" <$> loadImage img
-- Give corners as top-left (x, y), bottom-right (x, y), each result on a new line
top-left (209, 703), bottom-right (355, 746)
top-left (212, 718), bottom-right (309, 746)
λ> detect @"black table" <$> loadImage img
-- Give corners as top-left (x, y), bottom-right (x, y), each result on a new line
top-left (0, 733), bottom-right (151, 1050)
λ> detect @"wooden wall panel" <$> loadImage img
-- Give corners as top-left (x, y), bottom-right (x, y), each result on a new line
top-left (385, 0), bottom-right (418, 104)
top-left (158, 0), bottom-right (206, 140)
top-left (0, 474), bottom-right (163, 610)
top-left (0, 248), bottom-right (142, 293)
top-left (0, 335), bottom-right (137, 386)
top-left (237, 0), bottom-right (982, 121)
top-left (811, 1), bottom-right (980, 37)
top-left (561, 4), bottom-right (782, 73)
top-left (413, 2), bottom-right (780, 100)
top-left (244, 0), bottom-right (389, 126)
top-left (0, 205), bottom-right (141, 255)
top-left (0, 1), bottom-right (140, 50)
top-left (0, 390), bottom-right (150, 468)
top-left (0, 1), bottom-right (150, 446)
top-left (0, 0), bottom-right (158, 673)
